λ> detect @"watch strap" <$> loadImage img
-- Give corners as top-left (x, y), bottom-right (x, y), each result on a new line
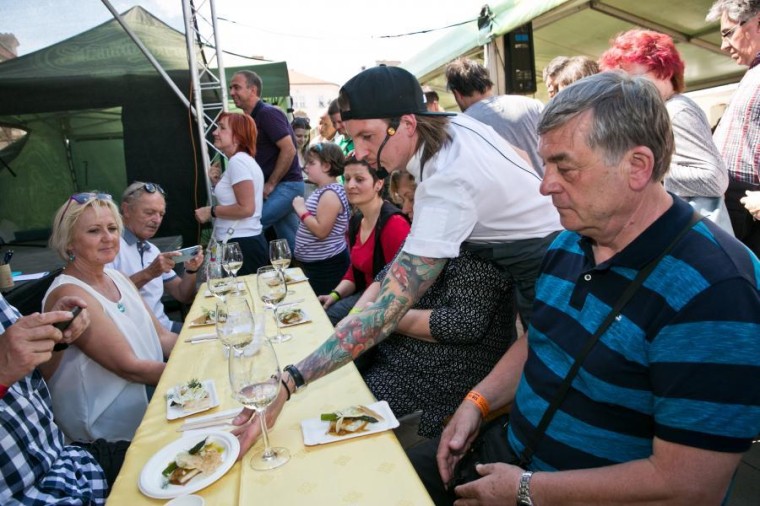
top-left (516, 470), bottom-right (534, 506)
top-left (284, 364), bottom-right (306, 391)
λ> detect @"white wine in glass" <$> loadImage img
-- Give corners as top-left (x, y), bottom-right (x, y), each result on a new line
top-left (206, 259), bottom-right (232, 301)
top-left (222, 242), bottom-right (244, 294)
top-left (269, 239), bottom-right (292, 271)
top-left (256, 266), bottom-right (292, 344)
top-left (228, 338), bottom-right (290, 471)
top-left (216, 296), bottom-right (254, 351)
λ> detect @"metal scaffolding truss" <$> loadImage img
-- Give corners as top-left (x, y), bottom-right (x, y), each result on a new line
top-left (182, 0), bottom-right (228, 202)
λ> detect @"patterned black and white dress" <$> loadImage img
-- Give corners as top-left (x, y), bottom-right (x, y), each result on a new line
top-left (362, 249), bottom-right (516, 438)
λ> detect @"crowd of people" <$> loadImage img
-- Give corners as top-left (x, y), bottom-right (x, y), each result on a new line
top-left (2, 0), bottom-right (759, 504)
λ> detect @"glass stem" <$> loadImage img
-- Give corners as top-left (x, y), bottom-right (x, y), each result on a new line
top-left (258, 408), bottom-right (275, 459)
top-left (272, 307), bottom-right (284, 340)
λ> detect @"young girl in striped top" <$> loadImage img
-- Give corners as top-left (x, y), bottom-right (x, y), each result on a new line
top-left (292, 142), bottom-right (350, 295)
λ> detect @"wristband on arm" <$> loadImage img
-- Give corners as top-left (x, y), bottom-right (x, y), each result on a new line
top-left (0, 384), bottom-right (8, 399)
top-left (465, 390), bottom-right (490, 418)
top-left (299, 210), bottom-right (312, 222)
top-left (329, 290), bottom-right (341, 302)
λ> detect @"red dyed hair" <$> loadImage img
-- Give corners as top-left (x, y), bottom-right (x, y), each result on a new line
top-left (599, 29), bottom-right (685, 93)
top-left (219, 111), bottom-right (258, 157)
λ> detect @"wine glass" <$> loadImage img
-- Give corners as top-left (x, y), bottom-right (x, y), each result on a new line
top-left (222, 242), bottom-right (244, 293)
top-left (228, 337), bottom-right (290, 470)
top-left (215, 295), bottom-right (255, 352)
top-left (205, 258), bottom-right (231, 302)
top-left (256, 266), bottom-right (292, 344)
top-left (269, 239), bottom-right (291, 272)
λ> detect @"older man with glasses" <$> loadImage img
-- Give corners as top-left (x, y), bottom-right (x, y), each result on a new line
top-left (109, 181), bottom-right (204, 333)
top-left (707, 0), bottom-right (760, 254)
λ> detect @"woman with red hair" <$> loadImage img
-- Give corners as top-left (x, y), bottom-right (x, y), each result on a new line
top-left (195, 112), bottom-right (269, 274)
top-left (600, 29), bottom-right (733, 232)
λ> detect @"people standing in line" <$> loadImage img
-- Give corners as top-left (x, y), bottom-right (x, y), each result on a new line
top-left (292, 142), bottom-right (351, 295)
top-left (317, 157), bottom-right (410, 326)
top-left (552, 55), bottom-right (599, 91)
top-left (312, 109), bottom-right (338, 145)
top-left (706, 0), bottom-right (760, 254)
top-left (542, 56), bottom-right (570, 98)
top-left (43, 192), bottom-right (173, 445)
top-left (410, 71), bottom-right (760, 506)
top-left (328, 98), bottom-right (354, 156)
top-left (228, 70), bottom-right (304, 253)
top-left (231, 65), bottom-right (562, 455)
top-left (194, 112), bottom-right (268, 275)
top-left (291, 116), bottom-right (316, 198)
top-left (445, 58), bottom-right (546, 176)
top-left (423, 86), bottom-right (445, 112)
top-left (0, 293), bottom-right (111, 503)
top-left (599, 29), bottom-right (733, 232)
top-left (110, 181), bottom-right (205, 333)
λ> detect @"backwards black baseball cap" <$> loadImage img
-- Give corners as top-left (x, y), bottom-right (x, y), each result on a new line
top-left (339, 65), bottom-right (454, 120)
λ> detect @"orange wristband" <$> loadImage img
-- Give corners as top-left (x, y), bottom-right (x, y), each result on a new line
top-left (465, 390), bottom-right (490, 418)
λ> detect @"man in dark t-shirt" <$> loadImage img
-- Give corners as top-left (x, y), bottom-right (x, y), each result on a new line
top-left (229, 70), bottom-right (305, 251)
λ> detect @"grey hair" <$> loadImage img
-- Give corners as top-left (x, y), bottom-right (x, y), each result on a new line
top-left (543, 56), bottom-right (571, 82)
top-left (706, 0), bottom-right (760, 22)
top-left (120, 181), bottom-right (165, 209)
top-left (538, 71), bottom-right (674, 183)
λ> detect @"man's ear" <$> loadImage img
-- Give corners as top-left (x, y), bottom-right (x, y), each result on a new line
top-left (627, 146), bottom-right (656, 191)
top-left (399, 114), bottom-right (417, 136)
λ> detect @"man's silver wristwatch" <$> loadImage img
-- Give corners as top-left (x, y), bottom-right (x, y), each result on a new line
top-left (516, 471), bottom-right (534, 506)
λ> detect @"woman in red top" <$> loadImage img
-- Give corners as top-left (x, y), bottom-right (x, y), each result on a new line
top-left (318, 157), bottom-right (410, 325)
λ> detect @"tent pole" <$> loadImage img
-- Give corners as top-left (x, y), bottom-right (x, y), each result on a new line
top-left (99, 0), bottom-right (193, 111)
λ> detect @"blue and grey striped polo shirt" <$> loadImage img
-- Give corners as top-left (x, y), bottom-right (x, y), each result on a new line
top-left (509, 196), bottom-right (760, 471)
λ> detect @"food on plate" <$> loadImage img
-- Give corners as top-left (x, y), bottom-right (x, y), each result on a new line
top-left (278, 308), bottom-right (304, 325)
top-left (168, 379), bottom-right (211, 412)
top-left (321, 405), bottom-right (384, 436)
top-left (161, 437), bottom-right (224, 486)
top-left (191, 308), bottom-right (217, 326)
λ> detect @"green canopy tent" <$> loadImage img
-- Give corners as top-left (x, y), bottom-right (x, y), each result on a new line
top-left (0, 6), bottom-right (290, 246)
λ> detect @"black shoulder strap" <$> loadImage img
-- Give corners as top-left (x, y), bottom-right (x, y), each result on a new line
top-left (518, 211), bottom-right (702, 467)
top-left (371, 201), bottom-right (409, 278)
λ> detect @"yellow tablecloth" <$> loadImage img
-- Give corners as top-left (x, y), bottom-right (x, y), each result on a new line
top-left (107, 270), bottom-right (433, 505)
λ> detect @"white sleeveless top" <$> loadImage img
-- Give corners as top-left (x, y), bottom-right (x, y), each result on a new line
top-left (42, 268), bottom-right (163, 442)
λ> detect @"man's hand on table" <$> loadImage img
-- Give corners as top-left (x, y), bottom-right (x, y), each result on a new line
top-left (231, 384), bottom-right (288, 460)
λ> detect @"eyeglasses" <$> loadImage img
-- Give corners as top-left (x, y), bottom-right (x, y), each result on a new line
top-left (312, 143), bottom-right (324, 153)
top-left (721, 19), bottom-right (747, 40)
top-left (58, 192), bottom-right (113, 227)
top-left (128, 182), bottom-right (166, 197)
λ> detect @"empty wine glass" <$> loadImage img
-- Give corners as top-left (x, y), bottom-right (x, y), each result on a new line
top-left (206, 258), bottom-right (231, 302)
top-left (216, 295), bottom-right (254, 352)
top-left (228, 337), bottom-right (290, 470)
top-left (222, 242), bottom-right (243, 293)
top-left (256, 266), bottom-right (292, 344)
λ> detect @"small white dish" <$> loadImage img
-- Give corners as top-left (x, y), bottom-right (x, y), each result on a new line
top-left (283, 268), bottom-right (308, 284)
top-left (166, 380), bottom-right (220, 420)
top-left (277, 307), bottom-right (311, 328)
top-left (139, 431), bottom-right (239, 499)
top-left (301, 400), bottom-right (399, 446)
top-left (165, 494), bottom-right (205, 506)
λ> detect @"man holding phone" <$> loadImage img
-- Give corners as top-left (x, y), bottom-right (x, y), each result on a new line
top-left (0, 293), bottom-right (110, 503)
top-left (109, 181), bottom-right (204, 332)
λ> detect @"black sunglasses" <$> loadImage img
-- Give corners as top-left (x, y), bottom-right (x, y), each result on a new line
top-left (129, 182), bottom-right (166, 197)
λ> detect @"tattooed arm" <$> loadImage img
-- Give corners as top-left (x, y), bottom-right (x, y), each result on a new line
top-left (232, 250), bottom-right (447, 457)
top-left (298, 251), bottom-right (448, 382)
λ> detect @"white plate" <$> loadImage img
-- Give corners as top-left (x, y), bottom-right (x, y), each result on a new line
top-left (166, 380), bottom-right (220, 420)
top-left (300, 400), bottom-right (399, 446)
top-left (138, 431), bottom-right (239, 499)
top-left (284, 268), bottom-right (308, 284)
top-left (203, 282), bottom-right (245, 297)
top-left (277, 307), bottom-right (311, 328)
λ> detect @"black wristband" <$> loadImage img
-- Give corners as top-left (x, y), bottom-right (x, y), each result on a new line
top-left (184, 268), bottom-right (198, 274)
top-left (53, 343), bottom-right (70, 352)
top-left (284, 364), bottom-right (306, 392)
top-left (210, 205), bottom-right (217, 218)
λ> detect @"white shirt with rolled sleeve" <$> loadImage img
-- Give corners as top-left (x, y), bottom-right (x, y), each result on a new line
top-left (403, 114), bottom-right (562, 259)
